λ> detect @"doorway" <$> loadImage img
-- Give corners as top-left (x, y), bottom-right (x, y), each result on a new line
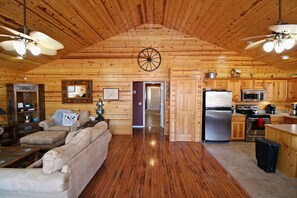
top-left (132, 81), bottom-right (165, 128)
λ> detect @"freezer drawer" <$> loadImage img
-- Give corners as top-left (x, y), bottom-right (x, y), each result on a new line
top-left (204, 110), bottom-right (232, 141)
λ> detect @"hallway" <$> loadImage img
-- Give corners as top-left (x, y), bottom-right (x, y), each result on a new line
top-left (80, 127), bottom-right (249, 197)
top-left (145, 110), bottom-right (160, 127)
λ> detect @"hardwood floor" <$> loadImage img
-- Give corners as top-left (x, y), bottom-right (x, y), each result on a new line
top-left (80, 127), bottom-right (250, 198)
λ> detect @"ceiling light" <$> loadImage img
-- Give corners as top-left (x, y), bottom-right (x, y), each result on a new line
top-left (263, 41), bottom-right (274, 52)
top-left (281, 55), bottom-right (289, 60)
top-left (283, 36), bottom-right (295, 49)
top-left (13, 40), bottom-right (26, 55)
top-left (29, 44), bottom-right (41, 56)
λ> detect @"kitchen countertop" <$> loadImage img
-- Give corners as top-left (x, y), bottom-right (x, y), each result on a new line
top-left (232, 113), bottom-right (246, 116)
top-left (266, 124), bottom-right (297, 136)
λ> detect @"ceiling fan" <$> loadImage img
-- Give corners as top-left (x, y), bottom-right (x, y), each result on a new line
top-left (0, 0), bottom-right (63, 58)
top-left (243, 0), bottom-right (297, 53)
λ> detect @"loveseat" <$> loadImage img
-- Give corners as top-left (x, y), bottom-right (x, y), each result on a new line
top-left (39, 109), bottom-right (90, 132)
top-left (0, 121), bottom-right (112, 198)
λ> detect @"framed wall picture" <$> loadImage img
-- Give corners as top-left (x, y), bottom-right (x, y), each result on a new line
top-left (103, 88), bottom-right (119, 100)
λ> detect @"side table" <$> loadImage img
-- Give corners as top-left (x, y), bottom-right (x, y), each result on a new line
top-left (86, 119), bottom-right (109, 128)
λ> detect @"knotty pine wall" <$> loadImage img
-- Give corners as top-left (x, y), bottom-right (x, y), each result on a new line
top-left (0, 69), bottom-right (26, 123)
top-left (24, 24), bottom-right (291, 135)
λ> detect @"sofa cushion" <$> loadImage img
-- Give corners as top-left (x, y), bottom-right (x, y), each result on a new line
top-left (65, 129), bottom-right (82, 144)
top-left (48, 125), bottom-right (71, 132)
top-left (0, 169), bottom-right (69, 193)
top-left (90, 121), bottom-right (108, 142)
top-left (62, 113), bottom-right (79, 126)
top-left (42, 129), bottom-right (91, 174)
top-left (20, 131), bottom-right (67, 145)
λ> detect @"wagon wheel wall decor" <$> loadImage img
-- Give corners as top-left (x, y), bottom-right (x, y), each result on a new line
top-left (137, 48), bottom-right (161, 72)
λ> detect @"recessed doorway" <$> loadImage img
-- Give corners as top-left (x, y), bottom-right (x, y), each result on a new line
top-left (132, 81), bottom-right (165, 128)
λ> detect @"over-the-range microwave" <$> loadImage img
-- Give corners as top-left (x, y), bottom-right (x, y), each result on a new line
top-left (241, 89), bottom-right (265, 101)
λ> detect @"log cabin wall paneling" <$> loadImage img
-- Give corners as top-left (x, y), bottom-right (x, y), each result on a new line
top-left (0, 69), bottom-right (26, 123)
top-left (24, 24), bottom-right (291, 135)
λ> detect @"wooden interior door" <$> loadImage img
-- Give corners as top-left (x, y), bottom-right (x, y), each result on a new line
top-left (175, 80), bottom-right (197, 141)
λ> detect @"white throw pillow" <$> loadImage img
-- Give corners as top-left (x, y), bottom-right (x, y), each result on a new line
top-left (62, 113), bottom-right (78, 126)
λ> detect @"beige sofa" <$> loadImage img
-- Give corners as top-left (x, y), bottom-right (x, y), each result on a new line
top-left (0, 121), bottom-right (112, 198)
top-left (39, 110), bottom-right (90, 132)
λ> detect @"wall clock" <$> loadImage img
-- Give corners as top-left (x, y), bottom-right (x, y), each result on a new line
top-left (137, 47), bottom-right (161, 72)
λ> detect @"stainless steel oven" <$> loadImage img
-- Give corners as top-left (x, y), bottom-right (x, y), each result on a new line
top-left (246, 115), bottom-right (271, 142)
top-left (236, 105), bottom-right (271, 142)
top-left (241, 89), bottom-right (265, 101)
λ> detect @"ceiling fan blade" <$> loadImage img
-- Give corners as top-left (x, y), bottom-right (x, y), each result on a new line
top-left (37, 44), bottom-right (57, 56)
top-left (241, 34), bottom-right (273, 41)
top-left (245, 39), bottom-right (266, 50)
top-left (30, 31), bottom-right (64, 50)
top-left (0, 26), bottom-right (35, 41)
top-left (269, 24), bottom-right (297, 33)
top-left (0, 40), bottom-right (16, 51)
top-left (291, 34), bottom-right (297, 40)
top-left (0, 34), bottom-right (19, 39)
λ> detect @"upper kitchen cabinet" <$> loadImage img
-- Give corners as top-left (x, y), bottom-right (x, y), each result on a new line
top-left (253, 80), bottom-right (265, 89)
top-left (214, 80), bottom-right (228, 89)
top-left (228, 79), bottom-right (241, 101)
top-left (287, 79), bottom-right (297, 101)
top-left (264, 80), bottom-right (287, 101)
top-left (203, 79), bottom-right (228, 89)
top-left (273, 80), bottom-right (287, 101)
top-left (241, 80), bottom-right (253, 89)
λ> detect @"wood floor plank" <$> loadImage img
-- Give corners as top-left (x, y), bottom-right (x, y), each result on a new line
top-left (80, 127), bottom-right (250, 197)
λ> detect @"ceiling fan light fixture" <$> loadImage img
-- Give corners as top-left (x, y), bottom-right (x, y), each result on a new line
top-left (13, 40), bottom-right (26, 55)
top-left (263, 41), bottom-right (274, 52)
top-left (29, 44), bottom-right (41, 56)
top-left (274, 42), bottom-right (284, 53)
top-left (283, 36), bottom-right (295, 49)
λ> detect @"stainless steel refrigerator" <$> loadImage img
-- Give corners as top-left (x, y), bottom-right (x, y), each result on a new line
top-left (202, 89), bottom-right (232, 141)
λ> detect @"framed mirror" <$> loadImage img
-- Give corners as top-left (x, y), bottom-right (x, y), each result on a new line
top-left (61, 80), bottom-right (93, 103)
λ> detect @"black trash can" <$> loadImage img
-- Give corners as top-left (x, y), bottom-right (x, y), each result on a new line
top-left (255, 138), bottom-right (280, 173)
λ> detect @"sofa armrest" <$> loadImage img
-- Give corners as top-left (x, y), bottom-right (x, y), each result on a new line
top-left (0, 168), bottom-right (69, 193)
top-left (71, 117), bottom-right (90, 131)
top-left (39, 118), bottom-right (56, 131)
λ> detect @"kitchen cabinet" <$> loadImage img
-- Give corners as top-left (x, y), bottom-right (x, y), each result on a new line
top-left (231, 115), bottom-right (246, 140)
top-left (214, 80), bottom-right (228, 89)
top-left (283, 116), bottom-right (297, 124)
top-left (263, 80), bottom-right (274, 101)
top-left (270, 116), bottom-right (284, 124)
top-left (287, 79), bottom-right (297, 101)
top-left (263, 80), bottom-right (287, 101)
top-left (203, 79), bottom-right (213, 89)
top-left (273, 80), bottom-right (287, 101)
top-left (228, 80), bottom-right (241, 101)
top-left (253, 80), bottom-right (265, 89)
top-left (241, 80), bottom-right (253, 89)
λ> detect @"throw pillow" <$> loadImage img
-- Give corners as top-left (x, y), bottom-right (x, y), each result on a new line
top-left (52, 109), bottom-right (72, 125)
top-left (62, 113), bottom-right (79, 126)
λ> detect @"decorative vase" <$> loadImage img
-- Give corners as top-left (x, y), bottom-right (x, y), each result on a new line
top-left (96, 98), bottom-right (105, 121)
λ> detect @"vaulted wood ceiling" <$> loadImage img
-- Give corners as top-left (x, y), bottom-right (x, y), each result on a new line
top-left (0, 0), bottom-right (296, 72)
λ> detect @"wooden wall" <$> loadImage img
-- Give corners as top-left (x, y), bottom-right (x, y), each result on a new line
top-left (0, 69), bottom-right (26, 123)
top-left (24, 24), bottom-right (291, 135)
